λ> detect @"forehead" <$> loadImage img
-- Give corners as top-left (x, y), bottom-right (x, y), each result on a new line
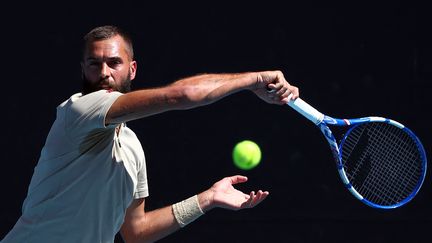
top-left (84, 35), bottom-right (130, 60)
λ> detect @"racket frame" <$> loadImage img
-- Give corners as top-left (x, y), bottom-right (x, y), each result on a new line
top-left (287, 97), bottom-right (427, 209)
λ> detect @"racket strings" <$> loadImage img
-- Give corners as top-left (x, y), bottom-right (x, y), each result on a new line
top-left (355, 126), bottom-right (420, 204)
top-left (340, 122), bottom-right (423, 206)
top-left (359, 127), bottom-right (421, 205)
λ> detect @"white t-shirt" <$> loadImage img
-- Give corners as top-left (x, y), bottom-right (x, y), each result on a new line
top-left (2, 90), bottom-right (149, 243)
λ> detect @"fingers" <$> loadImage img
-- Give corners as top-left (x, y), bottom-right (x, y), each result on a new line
top-left (267, 85), bottom-right (299, 104)
top-left (281, 86), bottom-right (299, 104)
top-left (251, 190), bottom-right (269, 207)
top-left (265, 72), bottom-right (299, 104)
top-left (289, 86), bottom-right (300, 99)
top-left (242, 190), bottom-right (269, 208)
top-left (226, 176), bottom-right (269, 207)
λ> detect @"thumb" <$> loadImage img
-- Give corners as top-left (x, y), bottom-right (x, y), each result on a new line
top-left (227, 175), bottom-right (248, 185)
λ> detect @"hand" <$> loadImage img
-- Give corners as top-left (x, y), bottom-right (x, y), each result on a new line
top-left (198, 175), bottom-right (269, 212)
top-left (252, 70), bottom-right (299, 104)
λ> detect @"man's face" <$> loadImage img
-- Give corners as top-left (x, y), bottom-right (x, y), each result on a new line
top-left (81, 35), bottom-right (136, 94)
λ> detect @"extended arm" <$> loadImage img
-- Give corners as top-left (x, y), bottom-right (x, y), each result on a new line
top-left (106, 71), bottom-right (298, 124)
top-left (120, 175), bottom-right (268, 243)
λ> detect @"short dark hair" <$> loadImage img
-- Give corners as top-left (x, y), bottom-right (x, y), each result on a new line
top-left (82, 25), bottom-right (134, 60)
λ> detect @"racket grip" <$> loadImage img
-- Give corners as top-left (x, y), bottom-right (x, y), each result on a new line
top-left (286, 94), bottom-right (324, 125)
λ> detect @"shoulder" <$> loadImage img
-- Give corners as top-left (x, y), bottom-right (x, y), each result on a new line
top-left (74, 89), bottom-right (123, 102)
top-left (61, 90), bottom-right (122, 110)
top-left (60, 90), bottom-right (124, 126)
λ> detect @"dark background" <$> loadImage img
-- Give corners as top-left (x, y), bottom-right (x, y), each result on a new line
top-left (1, 3), bottom-right (431, 243)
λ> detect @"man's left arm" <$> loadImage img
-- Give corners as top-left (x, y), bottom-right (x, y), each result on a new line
top-left (120, 175), bottom-right (268, 243)
top-left (120, 198), bottom-right (180, 243)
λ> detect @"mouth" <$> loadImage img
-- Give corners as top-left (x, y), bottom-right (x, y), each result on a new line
top-left (98, 83), bottom-right (111, 89)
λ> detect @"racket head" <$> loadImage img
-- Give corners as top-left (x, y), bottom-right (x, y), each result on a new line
top-left (336, 118), bottom-right (427, 209)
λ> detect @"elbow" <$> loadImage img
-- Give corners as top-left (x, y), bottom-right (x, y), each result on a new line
top-left (121, 228), bottom-right (155, 243)
top-left (171, 85), bottom-right (209, 110)
top-left (123, 236), bottom-right (154, 243)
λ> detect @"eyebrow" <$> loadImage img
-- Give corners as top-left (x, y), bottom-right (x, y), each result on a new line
top-left (85, 56), bottom-right (123, 62)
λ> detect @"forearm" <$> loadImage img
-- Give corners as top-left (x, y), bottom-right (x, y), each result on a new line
top-left (174, 72), bottom-right (258, 105)
top-left (107, 72), bottom-right (259, 124)
top-left (121, 205), bottom-right (180, 243)
top-left (122, 196), bottom-right (208, 243)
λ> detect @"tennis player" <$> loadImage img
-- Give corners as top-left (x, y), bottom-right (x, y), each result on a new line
top-left (1, 25), bottom-right (299, 243)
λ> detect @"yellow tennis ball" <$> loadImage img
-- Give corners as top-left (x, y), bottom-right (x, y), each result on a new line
top-left (232, 140), bottom-right (262, 170)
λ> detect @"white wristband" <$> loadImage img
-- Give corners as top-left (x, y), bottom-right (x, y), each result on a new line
top-left (172, 195), bottom-right (204, 227)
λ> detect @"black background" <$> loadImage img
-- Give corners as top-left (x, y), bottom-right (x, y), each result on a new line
top-left (1, 2), bottom-right (431, 243)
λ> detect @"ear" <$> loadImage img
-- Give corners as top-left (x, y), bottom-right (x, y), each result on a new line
top-left (129, 61), bottom-right (137, 80)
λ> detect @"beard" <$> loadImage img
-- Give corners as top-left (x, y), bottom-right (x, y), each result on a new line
top-left (82, 70), bottom-right (132, 95)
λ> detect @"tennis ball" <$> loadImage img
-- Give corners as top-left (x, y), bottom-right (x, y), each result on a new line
top-left (232, 140), bottom-right (262, 170)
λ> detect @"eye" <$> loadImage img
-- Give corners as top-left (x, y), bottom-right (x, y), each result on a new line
top-left (108, 59), bottom-right (122, 67)
top-left (86, 60), bottom-right (100, 67)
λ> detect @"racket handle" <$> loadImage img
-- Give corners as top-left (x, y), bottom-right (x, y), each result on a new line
top-left (286, 94), bottom-right (324, 125)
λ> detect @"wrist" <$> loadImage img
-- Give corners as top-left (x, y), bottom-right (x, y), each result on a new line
top-left (246, 72), bottom-right (264, 91)
top-left (172, 195), bottom-right (204, 228)
top-left (197, 190), bottom-right (215, 213)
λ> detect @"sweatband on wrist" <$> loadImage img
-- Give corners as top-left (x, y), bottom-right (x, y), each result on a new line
top-left (172, 195), bottom-right (204, 227)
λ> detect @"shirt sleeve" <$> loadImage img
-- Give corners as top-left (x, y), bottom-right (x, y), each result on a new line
top-left (65, 90), bottom-right (123, 141)
top-left (134, 153), bottom-right (149, 199)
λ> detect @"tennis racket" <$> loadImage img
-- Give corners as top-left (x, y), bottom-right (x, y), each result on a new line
top-left (286, 94), bottom-right (427, 209)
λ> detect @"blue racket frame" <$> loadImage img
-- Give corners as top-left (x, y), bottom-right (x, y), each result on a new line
top-left (319, 116), bottom-right (427, 209)
top-left (287, 96), bottom-right (427, 209)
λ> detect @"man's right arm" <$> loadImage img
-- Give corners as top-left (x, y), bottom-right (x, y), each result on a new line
top-left (106, 71), bottom-right (298, 124)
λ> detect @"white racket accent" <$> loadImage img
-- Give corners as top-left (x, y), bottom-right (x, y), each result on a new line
top-left (287, 94), bottom-right (324, 125)
top-left (348, 186), bottom-right (364, 201)
top-left (367, 117), bottom-right (387, 122)
top-left (388, 119), bottom-right (405, 129)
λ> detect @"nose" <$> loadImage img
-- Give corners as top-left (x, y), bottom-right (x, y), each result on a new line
top-left (100, 62), bottom-right (110, 79)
